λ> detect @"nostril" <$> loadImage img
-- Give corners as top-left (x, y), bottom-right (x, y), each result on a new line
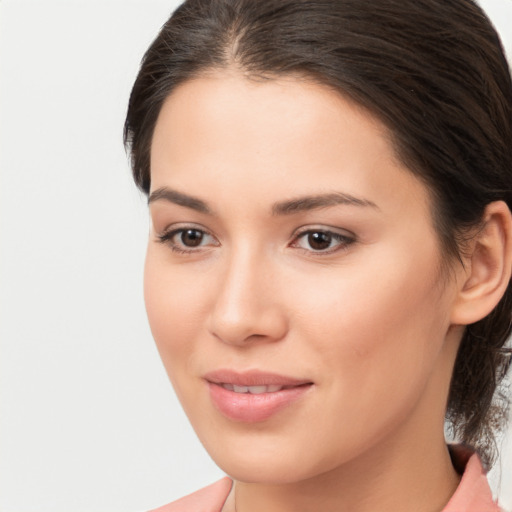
top-left (209, 313), bottom-right (288, 346)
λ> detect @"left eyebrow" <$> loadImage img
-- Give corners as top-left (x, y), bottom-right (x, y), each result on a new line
top-left (271, 192), bottom-right (379, 215)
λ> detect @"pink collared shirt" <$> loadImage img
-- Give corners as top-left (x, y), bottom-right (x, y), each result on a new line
top-left (149, 447), bottom-right (502, 512)
top-left (444, 445), bottom-right (502, 512)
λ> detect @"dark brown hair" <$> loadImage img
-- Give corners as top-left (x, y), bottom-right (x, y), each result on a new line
top-left (124, 0), bottom-right (512, 467)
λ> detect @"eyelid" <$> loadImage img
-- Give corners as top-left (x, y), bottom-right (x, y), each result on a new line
top-left (293, 224), bottom-right (355, 238)
top-left (156, 221), bottom-right (208, 237)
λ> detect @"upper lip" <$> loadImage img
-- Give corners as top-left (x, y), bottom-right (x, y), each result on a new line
top-left (203, 369), bottom-right (312, 387)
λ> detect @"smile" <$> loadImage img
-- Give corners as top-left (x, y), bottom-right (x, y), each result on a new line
top-left (204, 370), bottom-right (313, 422)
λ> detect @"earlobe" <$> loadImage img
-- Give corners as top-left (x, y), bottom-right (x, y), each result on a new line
top-left (450, 201), bottom-right (512, 326)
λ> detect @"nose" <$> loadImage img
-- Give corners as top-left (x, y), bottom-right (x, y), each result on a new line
top-left (207, 246), bottom-right (288, 346)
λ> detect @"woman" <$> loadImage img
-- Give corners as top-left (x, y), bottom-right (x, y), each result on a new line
top-left (124, 0), bottom-right (512, 510)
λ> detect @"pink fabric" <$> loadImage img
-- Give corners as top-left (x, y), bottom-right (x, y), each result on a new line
top-left (148, 447), bottom-right (501, 512)
top-left (443, 445), bottom-right (501, 512)
top-left (148, 477), bottom-right (232, 512)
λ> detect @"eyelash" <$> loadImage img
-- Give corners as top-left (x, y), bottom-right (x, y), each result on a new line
top-left (157, 226), bottom-right (356, 255)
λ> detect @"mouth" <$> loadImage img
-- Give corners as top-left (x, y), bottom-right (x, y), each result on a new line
top-left (204, 368), bottom-right (312, 387)
top-left (204, 369), bottom-right (313, 422)
top-left (218, 383), bottom-right (301, 394)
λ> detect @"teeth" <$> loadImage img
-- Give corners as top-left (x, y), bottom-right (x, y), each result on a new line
top-left (247, 385), bottom-right (267, 394)
top-left (222, 384), bottom-right (284, 394)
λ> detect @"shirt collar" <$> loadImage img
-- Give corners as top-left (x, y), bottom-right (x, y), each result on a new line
top-left (442, 445), bottom-right (501, 512)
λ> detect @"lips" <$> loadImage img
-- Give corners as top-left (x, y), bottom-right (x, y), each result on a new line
top-left (204, 369), bottom-right (313, 422)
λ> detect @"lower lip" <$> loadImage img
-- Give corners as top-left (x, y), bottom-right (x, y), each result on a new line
top-left (207, 382), bottom-right (312, 423)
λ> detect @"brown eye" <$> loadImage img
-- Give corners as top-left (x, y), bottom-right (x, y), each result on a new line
top-left (180, 229), bottom-right (204, 247)
top-left (157, 227), bottom-right (217, 253)
top-left (292, 229), bottom-right (355, 254)
top-left (307, 232), bottom-right (332, 251)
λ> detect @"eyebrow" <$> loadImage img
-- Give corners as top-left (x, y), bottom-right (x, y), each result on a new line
top-left (148, 187), bottom-right (212, 214)
top-left (148, 187), bottom-right (378, 215)
top-left (271, 192), bottom-right (379, 215)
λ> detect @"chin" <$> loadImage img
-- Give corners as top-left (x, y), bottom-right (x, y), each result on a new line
top-left (196, 426), bottom-right (354, 485)
top-left (195, 429), bottom-right (305, 483)
top-left (216, 456), bottom-right (314, 485)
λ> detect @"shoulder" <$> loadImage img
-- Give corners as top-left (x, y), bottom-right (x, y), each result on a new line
top-left (148, 477), bottom-right (233, 512)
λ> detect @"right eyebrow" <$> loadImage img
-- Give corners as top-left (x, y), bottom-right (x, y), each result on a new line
top-left (148, 187), bottom-right (212, 215)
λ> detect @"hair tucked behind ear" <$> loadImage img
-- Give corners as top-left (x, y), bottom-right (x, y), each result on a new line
top-left (124, 0), bottom-right (512, 467)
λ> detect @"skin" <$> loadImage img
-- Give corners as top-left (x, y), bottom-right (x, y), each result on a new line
top-left (145, 72), bottom-right (511, 512)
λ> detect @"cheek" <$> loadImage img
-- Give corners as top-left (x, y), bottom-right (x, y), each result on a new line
top-left (280, 260), bottom-right (450, 460)
top-left (290, 243), bottom-right (450, 395)
top-left (143, 248), bottom-right (205, 373)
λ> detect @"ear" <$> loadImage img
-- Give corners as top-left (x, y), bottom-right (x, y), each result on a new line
top-left (450, 201), bottom-right (512, 326)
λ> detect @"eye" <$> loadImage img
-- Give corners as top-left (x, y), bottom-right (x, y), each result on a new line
top-left (157, 226), bottom-right (218, 253)
top-left (292, 229), bottom-right (355, 254)
top-left (176, 229), bottom-right (206, 247)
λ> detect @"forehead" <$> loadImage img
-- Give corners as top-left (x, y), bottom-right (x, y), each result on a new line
top-left (150, 72), bottom-right (432, 224)
top-left (152, 72), bottom-right (391, 150)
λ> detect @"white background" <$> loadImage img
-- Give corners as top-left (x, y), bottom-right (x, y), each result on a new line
top-left (1, 1), bottom-right (511, 511)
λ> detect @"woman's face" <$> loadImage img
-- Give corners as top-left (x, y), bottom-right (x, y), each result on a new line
top-left (146, 73), bottom-right (462, 483)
